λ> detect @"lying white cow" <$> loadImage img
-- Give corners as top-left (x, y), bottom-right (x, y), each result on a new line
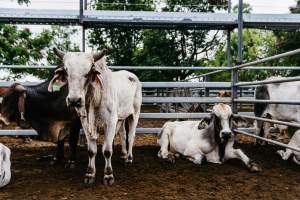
top-left (157, 103), bottom-right (261, 172)
top-left (277, 129), bottom-right (300, 165)
top-left (0, 143), bottom-right (11, 188)
top-left (48, 48), bottom-right (142, 186)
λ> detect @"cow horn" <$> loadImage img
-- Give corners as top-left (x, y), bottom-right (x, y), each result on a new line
top-left (53, 47), bottom-right (65, 60)
top-left (93, 49), bottom-right (107, 62)
top-left (14, 84), bottom-right (26, 93)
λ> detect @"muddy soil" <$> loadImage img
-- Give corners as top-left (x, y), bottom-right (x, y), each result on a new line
top-left (0, 135), bottom-right (300, 200)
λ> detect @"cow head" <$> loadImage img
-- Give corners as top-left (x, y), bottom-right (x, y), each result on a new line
top-left (200, 104), bottom-right (235, 143)
top-left (48, 48), bottom-right (106, 111)
top-left (0, 83), bottom-right (27, 126)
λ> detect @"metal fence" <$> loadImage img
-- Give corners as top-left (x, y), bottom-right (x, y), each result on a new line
top-left (1, 0), bottom-right (300, 153)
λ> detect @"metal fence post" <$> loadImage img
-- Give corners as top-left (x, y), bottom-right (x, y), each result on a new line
top-left (232, 0), bottom-right (243, 114)
top-left (80, 0), bottom-right (85, 52)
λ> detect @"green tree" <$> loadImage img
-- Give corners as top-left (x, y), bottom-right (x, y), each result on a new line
top-left (273, 1), bottom-right (300, 77)
top-left (210, 29), bottom-right (277, 81)
top-left (89, 0), bottom-right (228, 81)
top-left (0, 25), bottom-right (79, 79)
top-left (207, 3), bottom-right (277, 81)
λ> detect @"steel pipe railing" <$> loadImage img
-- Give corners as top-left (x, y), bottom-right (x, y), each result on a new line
top-left (235, 76), bottom-right (300, 87)
top-left (191, 48), bottom-right (300, 78)
top-left (1, 65), bottom-right (300, 71)
top-left (234, 129), bottom-right (300, 153)
top-left (234, 114), bottom-right (300, 129)
top-left (234, 99), bottom-right (300, 105)
top-left (0, 65), bottom-right (231, 71)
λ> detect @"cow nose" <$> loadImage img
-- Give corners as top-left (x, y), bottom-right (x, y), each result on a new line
top-left (67, 97), bottom-right (82, 107)
top-left (221, 131), bottom-right (232, 140)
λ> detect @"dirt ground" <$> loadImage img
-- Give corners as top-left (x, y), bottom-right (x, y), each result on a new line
top-left (0, 134), bottom-right (300, 200)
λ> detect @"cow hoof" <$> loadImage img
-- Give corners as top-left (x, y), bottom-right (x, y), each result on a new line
top-left (65, 160), bottom-right (76, 169)
top-left (276, 150), bottom-right (287, 159)
top-left (125, 156), bottom-right (133, 164)
top-left (49, 157), bottom-right (62, 166)
top-left (248, 162), bottom-right (262, 172)
top-left (166, 154), bottom-right (175, 164)
top-left (103, 175), bottom-right (114, 186)
top-left (120, 153), bottom-right (127, 160)
top-left (84, 175), bottom-right (96, 185)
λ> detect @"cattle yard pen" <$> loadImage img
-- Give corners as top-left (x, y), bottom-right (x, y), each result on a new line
top-left (1, 0), bottom-right (300, 154)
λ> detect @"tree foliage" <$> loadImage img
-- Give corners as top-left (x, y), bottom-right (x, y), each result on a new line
top-left (207, 3), bottom-right (278, 81)
top-left (273, 1), bottom-right (300, 77)
top-left (89, 0), bottom-right (228, 81)
top-left (0, 25), bottom-right (79, 79)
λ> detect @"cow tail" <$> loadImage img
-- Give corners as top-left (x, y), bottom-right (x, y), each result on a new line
top-left (125, 118), bottom-right (130, 151)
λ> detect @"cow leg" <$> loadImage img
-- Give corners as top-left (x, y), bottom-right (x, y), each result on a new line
top-left (118, 121), bottom-right (128, 160)
top-left (224, 141), bottom-right (262, 172)
top-left (102, 118), bottom-right (117, 186)
top-left (50, 140), bottom-right (64, 165)
top-left (65, 122), bottom-right (80, 169)
top-left (254, 120), bottom-right (266, 145)
top-left (125, 114), bottom-right (138, 163)
top-left (115, 120), bottom-right (127, 159)
top-left (84, 137), bottom-right (97, 184)
top-left (157, 128), bottom-right (170, 160)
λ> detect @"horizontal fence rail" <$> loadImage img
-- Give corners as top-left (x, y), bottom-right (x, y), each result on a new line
top-left (235, 98), bottom-right (300, 105)
top-left (2, 65), bottom-right (300, 70)
top-left (192, 48), bottom-right (300, 78)
top-left (235, 76), bottom-right (300, 87)
top-left (0, 127), bottom-right (255, 136)
top-left (234, 114), bottom-right (300, 129)
top-left (0, 81), bottom-right (234, 88)
top-left (234, 129), bottom-right (300, 153)
top-left (143, 97), bottom-right (231, 103)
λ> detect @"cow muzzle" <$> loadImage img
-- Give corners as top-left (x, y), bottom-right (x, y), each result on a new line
top-left (220, 131), bottom-right (233, 142)
top-left (67, 97), bottom-right (83, 108)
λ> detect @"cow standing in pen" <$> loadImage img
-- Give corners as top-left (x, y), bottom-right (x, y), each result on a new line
top-left (0, 143), bottom-right (11, 188)
top-left (0, 73), bottom-right (81, 168)
top-left (48, 48), bottom-right (142, 185)
top-left (157, 103), bottom-right (262, 172)
top-left (254, 76), bottom-right (300, 138)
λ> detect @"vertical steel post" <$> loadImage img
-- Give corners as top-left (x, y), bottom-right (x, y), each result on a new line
top-left (231, 0), bottom-right (243, 114)
top-left (84, 0), bottom-right (87, 9)
top-left (227, 0), bottom-right (231, 67)
top-left (82, 28), bottom-right (86, 52)
top-left (80, 0), bottom-right (86, 52)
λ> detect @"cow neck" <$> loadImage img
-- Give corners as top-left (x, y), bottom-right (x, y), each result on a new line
top-left (17, 92), bottom-right (26, 120)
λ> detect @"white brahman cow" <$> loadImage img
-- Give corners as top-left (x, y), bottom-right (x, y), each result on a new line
top-left (0, 143), bottom-right (11, 188)
top-left (254, 76), bottom-right (300, 142)
top-left (48, 48), bottom-right (142, 185)
top-left (157, 103), bottom-right (262, 172)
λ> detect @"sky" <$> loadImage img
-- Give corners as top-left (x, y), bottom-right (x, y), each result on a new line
top-left (0, 0), bottom-right (298, 81)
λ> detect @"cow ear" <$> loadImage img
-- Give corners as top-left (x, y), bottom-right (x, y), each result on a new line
top-left (198, 116), bottom-right (212, 129)
top-left (93, 49), bottom-right (107, 62)
top-left (48, 68), bottom-right (67, 92)
top-left (53, 47), bottom-right (65, 60)
top-left (14, 84), bottom-right (26, 93)
top-left (90, 69), bottom-right (104, 90)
